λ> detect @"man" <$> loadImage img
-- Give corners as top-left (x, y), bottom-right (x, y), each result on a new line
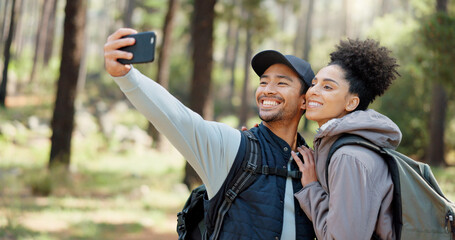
top-left (104, 28), bottom-right (316, 240)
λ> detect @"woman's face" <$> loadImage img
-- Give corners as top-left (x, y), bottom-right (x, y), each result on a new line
top-left (305, 65), bottom-right (359, 127)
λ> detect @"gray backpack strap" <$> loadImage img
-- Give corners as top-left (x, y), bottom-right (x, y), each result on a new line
top-left (325, 134), bottom-right (384, 193)
top-left (210, 130), bottom-right (261, 240)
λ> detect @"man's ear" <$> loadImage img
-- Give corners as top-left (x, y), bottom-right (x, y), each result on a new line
top-left (301, 96), bottom-right (306, 110)
top-left (346, 95), bottom-right (359, 112)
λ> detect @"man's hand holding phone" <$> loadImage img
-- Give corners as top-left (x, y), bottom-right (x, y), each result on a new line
top-left (104, 28), bottom-right (157, 77)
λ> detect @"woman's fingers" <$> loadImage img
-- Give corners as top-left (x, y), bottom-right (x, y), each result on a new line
top-left (295, 145), bottom-right (318, 186)
top-left (300, 146), bottom-right (314, 166)
top-left (291, 151), bottom-right (304, 171)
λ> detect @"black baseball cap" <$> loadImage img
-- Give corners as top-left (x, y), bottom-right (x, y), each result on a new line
top-left (251, 50), bottom-right (314, 90)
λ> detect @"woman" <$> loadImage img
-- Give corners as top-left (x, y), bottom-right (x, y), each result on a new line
top-left (292, 39), bottom-right (400, 240)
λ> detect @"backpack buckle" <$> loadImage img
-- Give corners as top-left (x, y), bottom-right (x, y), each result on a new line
top-left (245, 162), bottom-right (257, 172)
top-left (225, 189), bottom-right (237, 203)
top-left (288, 170), bottom-right (302, 179)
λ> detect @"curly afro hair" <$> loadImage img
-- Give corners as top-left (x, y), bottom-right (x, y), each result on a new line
top-left (329, 38), bottom-right (400, 110)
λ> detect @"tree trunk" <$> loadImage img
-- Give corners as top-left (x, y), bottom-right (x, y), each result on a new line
top-left (12, 0), bottom-right (24, 57)
top-left (238, 26), bottom-right (252, 128)
top-left (184, 0), bottom-right (216, 189)
top-left (49, 0), bottom-right (87, 169)
top-left (123, 0), bottom-right (135, 28)
top-left (427, 0), bottom-right (448, 166)
top-left (293, 0), bottom-right (304, 55)
top-left (147, 0), bottom-right (179, 149)
top-left (0, 0), bottom-right (18, 108)
top-left (428, 83), bottom-right (447, 166)
top-left (341, 0), bottom-right (349, 37)
top-left (228, 25), bottom-right (240, 113)
top-left (1, 0), bottom-right (9, 43)
top-left (436, 0), bottom-right (447, 11)
top-left (380, 0), bottom-right (390, 16)
top-left (43, 0), bottom-right (58, 65)
top-left (222, 17), bottom-right (234, 69)
top-left (302, 0), bottom-right (314, 131)
top-left (30, 0), bottom-right (55, 82)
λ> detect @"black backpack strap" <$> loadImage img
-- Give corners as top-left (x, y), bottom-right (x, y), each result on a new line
top-left (210, 130), bottom-right (261, 240)
top-left (255, 165), bottom-right (302, 179)
top-left (326, 133), bottom-right (402, 240)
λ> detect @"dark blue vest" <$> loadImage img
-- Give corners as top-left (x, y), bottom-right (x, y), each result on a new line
top-left (205, 124), bottom-right (316, 240)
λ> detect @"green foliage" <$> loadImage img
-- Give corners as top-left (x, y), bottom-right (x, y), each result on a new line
top-left (431, 167), bottom-right (455, 200)
top-left (367, 12), bottom-right (433, 159)
top-left (420, 12), bottom-right (455, 89)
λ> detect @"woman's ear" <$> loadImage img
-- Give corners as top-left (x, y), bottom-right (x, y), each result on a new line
top-left (346, 95), bottom-right (360, 112)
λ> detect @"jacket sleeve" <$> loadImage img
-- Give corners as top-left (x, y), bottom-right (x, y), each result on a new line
top-left (113, 68), bottom-right (241, 198)
top-left (294, 152), bottom-right (381, 240)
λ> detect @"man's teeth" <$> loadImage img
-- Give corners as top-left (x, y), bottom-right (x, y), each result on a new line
top-left (263, 100), bottom-right (278, 106)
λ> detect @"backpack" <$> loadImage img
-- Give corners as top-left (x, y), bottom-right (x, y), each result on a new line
top-left (327, 134), bottom-right (455, 240)
top-left (177, 130), bottom-right (303, 240)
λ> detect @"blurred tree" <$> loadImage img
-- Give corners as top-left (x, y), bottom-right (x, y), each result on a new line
top-left (43, 0), bottom-right (58, 65)
top-left (238, 12), bottom-right (252, 128)
top-left (219, 0), bottom-right (240, 113)
top-left (237, 0), bottom-right (272, 128)
top-left (147, 0), bottom-right (179, 149)
top-left (184, 0), bottom-right (216, 189)
top-left (49, 0), bottom-right (87, 169)
top-left (421, 0), bottom-right (455, 166)
top-left (12, 0), bottom-right (24, 57)
top-left (301, 0), bottom-right (314, 131)
top-left (380, 0), bottom-right (391, 16)
top-left (0, 0), bottom-right (9, 43)
top-left (123, 0), bottom-right (136, 28)
top-left (0, 0), bottom-right (19, 108)
top-left (30, 0), bottom-right (57, 82)
top-left (342, 0), bottom-right (349, 37)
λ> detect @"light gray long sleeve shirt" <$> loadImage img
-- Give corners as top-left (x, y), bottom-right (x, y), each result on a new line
top-left (113, 67), bottom-right (297, 240)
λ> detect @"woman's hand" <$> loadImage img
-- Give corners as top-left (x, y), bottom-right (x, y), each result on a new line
top-left (292, 146), bottom-right (318, 187)
top-left (241, 123), bottom-right (259, 131)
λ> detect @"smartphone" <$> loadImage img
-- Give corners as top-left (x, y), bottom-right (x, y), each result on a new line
top-left (118, 31), bottom-right (156, 64)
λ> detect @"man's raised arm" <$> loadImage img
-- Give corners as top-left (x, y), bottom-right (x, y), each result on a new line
top-left (104, 28), bottom-right (241, 198)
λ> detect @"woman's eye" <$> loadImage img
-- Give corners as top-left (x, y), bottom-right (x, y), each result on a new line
top-left (278, 82), bottom-right (288, 85)
top-left (323, 85), bottom-right (333, 90)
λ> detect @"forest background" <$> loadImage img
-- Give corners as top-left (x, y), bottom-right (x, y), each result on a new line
top-left (1, 0), bottom-right (455, 239)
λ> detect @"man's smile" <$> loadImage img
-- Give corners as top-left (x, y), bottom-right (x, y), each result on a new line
top-left (258, 96), bottom-right (283, 109)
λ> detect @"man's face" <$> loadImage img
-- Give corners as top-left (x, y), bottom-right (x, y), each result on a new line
top-left (255, 63), bottom-right (305, 124)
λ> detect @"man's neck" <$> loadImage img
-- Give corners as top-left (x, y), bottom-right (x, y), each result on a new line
top-left (263, 121), bottom-right (299, 150)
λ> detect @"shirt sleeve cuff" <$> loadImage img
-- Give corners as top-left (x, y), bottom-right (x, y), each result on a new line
top-left (112, 66), bottom-right (140, 92)
top-left (295, 181), bottom-right (319, 196)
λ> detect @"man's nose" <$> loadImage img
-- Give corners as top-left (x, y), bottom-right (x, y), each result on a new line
top-left (264, 83), bottom-right (277, 94)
